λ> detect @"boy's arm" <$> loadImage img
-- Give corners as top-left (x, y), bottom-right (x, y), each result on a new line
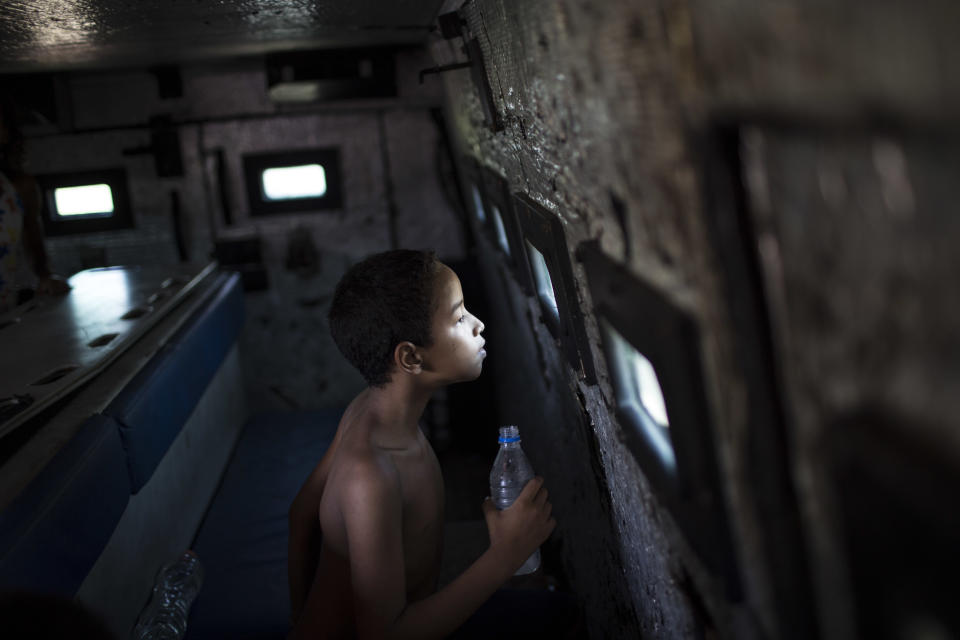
top-left (288, 457), bottom-right (333, 621)
top-left (287, 493), bottom-right (321, 622)
top-left (292, 466), bottom-right (554, 640)
top-left (390, 477), bottom-right (554, 639)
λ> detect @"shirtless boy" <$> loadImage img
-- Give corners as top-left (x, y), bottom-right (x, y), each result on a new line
top-left (287, 250), bottom-right (555, 639)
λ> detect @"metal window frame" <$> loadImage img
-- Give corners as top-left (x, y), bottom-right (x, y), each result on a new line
top-left (513, 193), bottom-right (596, 384)
top-left (37, 168), bottom-right (133, 236)
top-left (578, 240), bottom-right (741, 597)
top-left (243, 148), bottom-right (343, 216)
top-left (460, 157), bottom-right (488, 227)
top-left (696, 122), bottom-right (826, 630)
top-left (479, 168), bottom-right (534, 294)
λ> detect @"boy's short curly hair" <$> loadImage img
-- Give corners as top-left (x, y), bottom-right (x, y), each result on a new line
top-left (329, 249), bottom-right (441, 387)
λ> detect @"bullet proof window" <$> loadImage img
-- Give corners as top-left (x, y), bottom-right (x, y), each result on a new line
top-left (491, 206), bottom-right (511, 255)
top-left (580, 240), bottom-right (742, 597)
top-left (480, 168), bottom-right (534, 294)
top-left (243, 148), bottom-right (343, 216)
top-left (38, 169), bottom-right (133, 236)
top-left (605, 320), bottom-right (670, 428)
top-left (603, 318), bottom-right (675, 475)
top-left (261, 164), bottom-right (327, 201)
top-left (513, 193), bottom-right (596, 383)
top-left (53, 184), bottom-right (115, 218)
top-left (471, 184), bottom-right (487, 223)
top-left (526, 239), bottom-right (559, 325)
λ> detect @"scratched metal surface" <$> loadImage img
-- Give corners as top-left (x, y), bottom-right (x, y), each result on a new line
top-left (434, 1), bottom-right (960, 639)
top-left (0, 0), bottom-right (444, 72)
top-left (0, 262), bottom-right (216, 438)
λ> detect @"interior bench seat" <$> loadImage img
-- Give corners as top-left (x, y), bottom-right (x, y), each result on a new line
top-left (0, 414), bottom-right (130, 594)
top-left (104, 272), bottom-right (245, 493)
top-left (185, 409), bottom-right (341, 640)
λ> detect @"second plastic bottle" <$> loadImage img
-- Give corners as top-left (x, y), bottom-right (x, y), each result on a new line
top-left (489, 425), bottom-right (541, 575)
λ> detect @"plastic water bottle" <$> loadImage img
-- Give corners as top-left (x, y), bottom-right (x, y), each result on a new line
top-left (489, 425), bottom-right (541, 575)
top-left (133, 550), bottom-right (204, 640)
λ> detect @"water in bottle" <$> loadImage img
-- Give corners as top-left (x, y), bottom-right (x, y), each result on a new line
top-left (133, 550), bottom-right (204, 640)
top-left (489, 425), bottom-right (541, 575)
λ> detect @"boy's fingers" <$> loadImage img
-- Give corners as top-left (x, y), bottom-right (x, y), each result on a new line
top-left (534, 487), bottom-right (549, 506)
top-left (519, 476), bottom-right (545, 500)
top-left (481, 497), bottom-right (495, 515)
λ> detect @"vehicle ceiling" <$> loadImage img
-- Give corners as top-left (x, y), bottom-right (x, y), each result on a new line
top-left (0, 0), bottom-right (445, 73)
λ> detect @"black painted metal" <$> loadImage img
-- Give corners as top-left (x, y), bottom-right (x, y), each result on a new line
top-left (464, 38), bottom-right (503, 133)
top-left (696, 125), bottom-right (816, 631)
top-left (215, 148), bottom-right (232, 227)
top-left (170, 190), bottom-right (187, 262)
top-left (513, 193), bottom-right (596, 384)
top-left (457, 156), bottom-right (488, 252)
top-left (479, 167), bottom-right (534, 295)
top-left (418, 61), bottom-right (471, 84)
top-left (828, 409), bottom-right (960, 640)
top-left (578, 240), bottom-right (743, 599)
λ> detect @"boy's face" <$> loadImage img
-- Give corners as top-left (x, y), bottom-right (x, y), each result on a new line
top-left (419, 264), bottom-right (486, 384)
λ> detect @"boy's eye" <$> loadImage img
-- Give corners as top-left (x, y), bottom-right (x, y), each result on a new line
top-left (457, 315), bottom-right (465, 324)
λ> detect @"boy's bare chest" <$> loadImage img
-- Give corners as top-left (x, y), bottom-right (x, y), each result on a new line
top-left (393, 444), bottom-right (445, 592)
top-left (393, 444), bottom-right (444, 524)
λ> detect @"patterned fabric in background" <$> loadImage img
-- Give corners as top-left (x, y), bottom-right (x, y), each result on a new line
top-left (0, 170), bottom-right (26, 314)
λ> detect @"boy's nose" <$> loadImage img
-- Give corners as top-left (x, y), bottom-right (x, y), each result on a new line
top-left (474, 317), bottom-right (485, 335)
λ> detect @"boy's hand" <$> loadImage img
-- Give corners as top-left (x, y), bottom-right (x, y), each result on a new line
top-left (482, 476), bottom-right (556, 573)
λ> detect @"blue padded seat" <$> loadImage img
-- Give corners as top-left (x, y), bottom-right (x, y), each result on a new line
top-left (186, 410), bottom-right (341, 640)
top-left (0, 414), bottom-right (130, 595)
top-left (104, 271), bottom-right (244, 493)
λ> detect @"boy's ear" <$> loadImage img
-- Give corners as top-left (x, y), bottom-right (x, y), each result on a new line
top-left (394, 341), bottom-right (423, 375)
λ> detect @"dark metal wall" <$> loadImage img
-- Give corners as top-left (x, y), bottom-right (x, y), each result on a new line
top-left (434, 1), bottom-right (960, 639)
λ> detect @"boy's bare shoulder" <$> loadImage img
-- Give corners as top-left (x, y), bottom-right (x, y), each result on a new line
top-left (320, 412), bottom-right (404, 546)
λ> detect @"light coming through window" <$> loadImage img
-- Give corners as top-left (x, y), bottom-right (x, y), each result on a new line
top-left (605, 322), bottom-right (670, 428)
top-left (526, 240), bottom-right (559, 321)
top-left (471, 185), bottom-right (486, 222)
top-left (492, 206), bottom-right (511, 255)
top-left (53, 184), bottom-right (115, 217)
top-left (261, 164), bottom-right (327, 201)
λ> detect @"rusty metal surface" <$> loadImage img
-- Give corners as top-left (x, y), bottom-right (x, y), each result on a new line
top-left (741, 128), bottom-right (960, 639)
top-left (433, 2), bottom-right (724, 637)
top-left (0, 0), bottom-right (444, 72)
top-left (433, 0), bottom-right (960, 638)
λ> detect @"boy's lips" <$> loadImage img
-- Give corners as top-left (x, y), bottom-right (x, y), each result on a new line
top-left (478, 340), bottom-right (486, 357)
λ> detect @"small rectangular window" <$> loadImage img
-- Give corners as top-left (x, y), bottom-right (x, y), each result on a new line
top-left (580, 240), bottom-right (742, 597)
top-left (53, 184), bottom-right (115, 218)
top-left (605, 320), bottom-right (670, 428)
top-left (243, 148), bottom-right (342, 216)
top-left (513, 192), bottom-right (596, 383)
top-left (38, 169), bottom-right (132, 236)
top-left (261, 164), bottom-right (327, 201)
top-left (479, 168), bottom-right (534, 294)
top-left (603, 318), bottom-right (676, 475)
